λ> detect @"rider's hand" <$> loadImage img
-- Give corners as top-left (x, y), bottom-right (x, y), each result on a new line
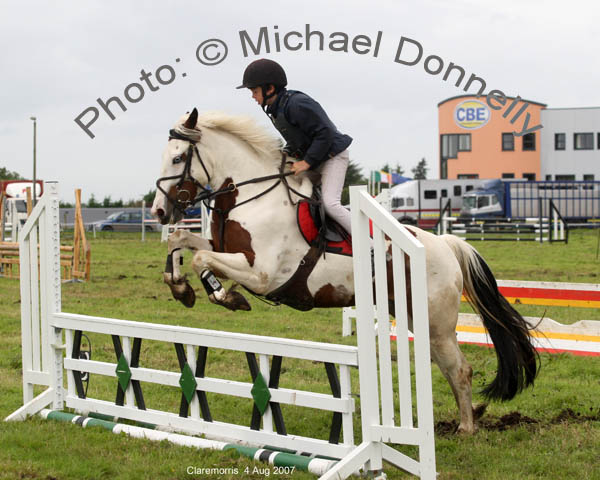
top-left (290, 160), bottom-right (310, 176)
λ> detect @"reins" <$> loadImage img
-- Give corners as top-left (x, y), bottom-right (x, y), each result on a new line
top-left (156, 129), bottom-right (318, 219)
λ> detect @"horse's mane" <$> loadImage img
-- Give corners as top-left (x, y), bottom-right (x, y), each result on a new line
top-left (174, 111), bottom-right (282, 164)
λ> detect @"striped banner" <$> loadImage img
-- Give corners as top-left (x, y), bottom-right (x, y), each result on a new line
top-left (461, 280), bottom-right (600, 309)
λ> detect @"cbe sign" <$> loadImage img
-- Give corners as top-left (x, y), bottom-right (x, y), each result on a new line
top-left (454, 100), bottom-right (490, 130)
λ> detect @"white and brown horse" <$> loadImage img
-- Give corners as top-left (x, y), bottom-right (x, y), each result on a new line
top-left (151, 108), bottom-right (538, 434)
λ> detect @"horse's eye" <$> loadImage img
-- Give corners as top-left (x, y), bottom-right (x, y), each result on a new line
top-left (172, 155), bottom-right (183, 164)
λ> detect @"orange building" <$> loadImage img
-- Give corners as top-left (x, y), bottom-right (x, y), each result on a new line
top-left (438, 95), bottom-right (546, 180)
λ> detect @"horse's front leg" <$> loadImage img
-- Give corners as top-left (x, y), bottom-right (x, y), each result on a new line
top-left (164, 230), bottom-right (213, 308)
top-left (191, 251), bottom-right (270, 311)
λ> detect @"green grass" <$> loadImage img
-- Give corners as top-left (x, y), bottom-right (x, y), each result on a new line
top-left (0, 230), bottom-right (599, 479)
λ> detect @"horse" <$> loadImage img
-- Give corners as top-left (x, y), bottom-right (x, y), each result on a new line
top-left (151, 108), bottom-right (538, 434)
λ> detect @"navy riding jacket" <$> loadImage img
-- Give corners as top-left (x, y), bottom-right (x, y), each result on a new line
top-left (266, 89), bottom-right (352, 169)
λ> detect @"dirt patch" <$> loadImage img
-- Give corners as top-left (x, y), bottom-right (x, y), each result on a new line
top-left (435, 408), bottom-right (600, 436)
top-left (480, 411), bottom-right (538, 431)
top-left (552, 408), bottom-right (600, 424)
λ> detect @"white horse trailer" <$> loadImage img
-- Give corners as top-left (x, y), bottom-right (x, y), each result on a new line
top-left (389, 179), bottom-right (490, 224)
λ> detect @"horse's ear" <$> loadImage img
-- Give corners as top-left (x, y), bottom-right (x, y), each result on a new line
top-left (184, 108), bottom-right (198, 129)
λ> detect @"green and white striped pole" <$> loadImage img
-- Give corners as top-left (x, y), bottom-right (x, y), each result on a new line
top-left (40, 410), bottom-right (338, 476)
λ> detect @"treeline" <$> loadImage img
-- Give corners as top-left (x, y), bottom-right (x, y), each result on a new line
top-left (378, 158), bottom-right (429, 180)
top-left (60, 189), bottom-right (157, 209)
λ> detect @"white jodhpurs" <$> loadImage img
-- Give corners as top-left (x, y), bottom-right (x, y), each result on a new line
top-left (316, 149), bottom-right (352, 234)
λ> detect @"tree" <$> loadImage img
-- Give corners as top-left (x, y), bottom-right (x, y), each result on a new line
top-left (87, 194), bottom-right (101, 208)
top-left (342, 160), bottom-right (367, 205)
top-left (393, 163), bottom-right (405, 176)
top-left (143, 189), bottom-right (156, 205)
top-left (411, 158), bottom-right (428, 180)
top-left (0, 167), bottom-right (23, 180)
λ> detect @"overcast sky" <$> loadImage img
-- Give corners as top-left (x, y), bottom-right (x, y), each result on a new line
top-left (1, 0), bottom-right (599, 202)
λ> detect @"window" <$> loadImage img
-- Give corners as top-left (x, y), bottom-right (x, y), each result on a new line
top-left (458, 134), bottom-right (471, 151)
top-left (457, 174), bottom-right (479, 179)
top-left (598, 133), bottom-right (600, 149)
top-left (477, 196), bottom-right (490, 208)
top-left (441, 189), bottom-right (448, 198)
top-left (502, 133), bottom-right (514, 151)
top-left (441, 135), bottom-right (458, 159)
top-left (554, 133), bottom-right (565, 150)
top-left (522, 133), bottom-right (536, 151)
top-left (466, 185), bottom-right (474, 192)
top-left (574, 133), bottom-right (593, 150)
top-left (584, 174), bottom-right (595, 181)
top-left (441, 134), bottom-right (471, 159)
top-left (545, 174), bottom-right (552, 180)
top-left (555, 174), bottom-right (576, 180)
top-left (392, 198), bottom-right (405, 208)
top-left (406, 197), bottom-right (414, 207)
top-left (424, 190), bottom-right (437, 200)
top-left (453, 185), bottom-right (462, 196)
top-left (131, 212), bottom-right (142, 222)
top-left (522, 173), bottom-right (536, 181)
top-left (502, 173), bottom-right (515, 179)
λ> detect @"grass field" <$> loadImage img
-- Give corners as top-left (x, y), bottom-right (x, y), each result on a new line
top-left (0, 229), bottom-right (599, 480)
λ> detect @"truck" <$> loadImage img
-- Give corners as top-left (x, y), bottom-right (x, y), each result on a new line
top-left (460, 179), bottom-right (600, 221)
top-left (1, 180), bottom-right (44, 241)
top-left (389, 179), bottom-right (491, 224)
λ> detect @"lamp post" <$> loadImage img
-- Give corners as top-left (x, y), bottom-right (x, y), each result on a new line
top-left (30, 116), bottom-right (37, 206)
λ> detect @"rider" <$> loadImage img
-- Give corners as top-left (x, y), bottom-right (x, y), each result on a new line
top-left (236, 58), bottom-right (353, 235)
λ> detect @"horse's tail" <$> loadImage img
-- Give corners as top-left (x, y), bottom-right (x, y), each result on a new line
top-left (442, 234), bottom-right (539, 401)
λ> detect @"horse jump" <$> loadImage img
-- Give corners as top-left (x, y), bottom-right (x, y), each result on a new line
top-left (6, 182), bottom-right (437, 480)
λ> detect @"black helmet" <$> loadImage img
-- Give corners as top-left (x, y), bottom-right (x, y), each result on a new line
top-left (236, 59), bottom-right (287, 90)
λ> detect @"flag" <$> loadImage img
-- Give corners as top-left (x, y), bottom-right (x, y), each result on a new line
top-left (373, 170), bottom-right (392, 184)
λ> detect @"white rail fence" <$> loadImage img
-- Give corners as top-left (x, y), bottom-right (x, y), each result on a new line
top-left (6, 183), bottom-right (436, 480)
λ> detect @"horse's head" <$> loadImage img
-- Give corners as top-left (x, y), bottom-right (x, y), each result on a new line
top-left (151, 108), bottom-right (211, 225)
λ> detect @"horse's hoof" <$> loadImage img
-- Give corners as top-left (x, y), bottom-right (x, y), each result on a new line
top-left (457, 423), bottom-right (477, 435)
top-left (226, 290), bottom-right (251, 311)
top-left (211, 289), bottom-right (251, 311)
top-left (168, 279), bottom-right (196, 308)
top-left (178, 282), bottom-right (196, 308)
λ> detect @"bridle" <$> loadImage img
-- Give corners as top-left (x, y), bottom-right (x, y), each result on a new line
top-left (155, 129), bottom-right (211, 215)
top-left (155, 127), bottom-right (316, 219)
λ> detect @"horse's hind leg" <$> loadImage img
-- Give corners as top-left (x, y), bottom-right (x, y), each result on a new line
top-left (430, 333), bottom-right (477, 434)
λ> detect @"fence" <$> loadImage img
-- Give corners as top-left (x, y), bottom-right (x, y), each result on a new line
top-left (6, 183), bottom-right (437, 479)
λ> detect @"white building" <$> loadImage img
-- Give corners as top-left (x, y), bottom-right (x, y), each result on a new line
top-left (541, 107), bottom-right (600, 181)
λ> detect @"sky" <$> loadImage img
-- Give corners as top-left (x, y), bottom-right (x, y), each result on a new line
top-left (1, 0), bottom-right (599, 203)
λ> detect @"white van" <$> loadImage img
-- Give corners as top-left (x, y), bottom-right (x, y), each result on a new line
top-left (389, 179), bottom-right (490, 223)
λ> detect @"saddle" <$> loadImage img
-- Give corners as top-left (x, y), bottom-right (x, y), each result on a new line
top-left (297, 185), bottom-right (352, 256)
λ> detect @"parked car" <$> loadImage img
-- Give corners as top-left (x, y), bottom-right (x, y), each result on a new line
top-left (89, 210), bottom-right (161, 232)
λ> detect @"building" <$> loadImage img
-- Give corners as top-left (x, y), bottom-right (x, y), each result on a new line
top-left (438, 95), bottom-right (600, 181)
top-left (540, 107), bottom-right (600, 181)
top-left (438, 95), bottom-right (545, 180)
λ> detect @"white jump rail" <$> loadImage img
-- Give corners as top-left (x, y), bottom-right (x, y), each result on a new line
top-left (160, 204), bottom-right (211, 242)
top-left (6, 182), bottom-right (436, 480)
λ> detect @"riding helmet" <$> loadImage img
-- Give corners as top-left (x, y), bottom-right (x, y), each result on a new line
top-left (236, 59), bottom-right (287, 90)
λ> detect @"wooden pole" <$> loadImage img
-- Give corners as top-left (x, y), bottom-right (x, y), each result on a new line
top-left (0, 191), bottom-right (5, 243)
top-left (26, 187), bottom-right (32, 217)
top-left (73, 189), bottom-right (91, 281)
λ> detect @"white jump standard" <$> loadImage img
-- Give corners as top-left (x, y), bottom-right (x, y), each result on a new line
top-left (6, 182), bottom-right (437, 479)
